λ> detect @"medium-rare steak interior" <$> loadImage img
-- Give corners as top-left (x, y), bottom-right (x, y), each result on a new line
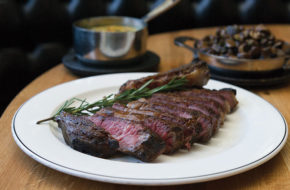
top-left (99, 107), bottom-right (184, 154)
top-left (112, 103), bottom-right (198, 150)
top-left (89, 112), bottom-right (166, 162)
top-left (47, 61), bottom-right (239, 162)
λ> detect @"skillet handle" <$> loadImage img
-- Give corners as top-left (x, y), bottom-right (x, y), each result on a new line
top-left (282, 56), bottom-right (290, 71)
top-left (142, 0), bottom-right (181, 22)
top-left (174, 36), bottom-right (200, 56)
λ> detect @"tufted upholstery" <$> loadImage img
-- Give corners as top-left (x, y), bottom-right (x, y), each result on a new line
top-left (0, 0), bottom-right (290, 114)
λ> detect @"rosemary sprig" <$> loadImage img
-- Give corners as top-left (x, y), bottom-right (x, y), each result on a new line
top-left (36, 77), bottom-right (187, 124)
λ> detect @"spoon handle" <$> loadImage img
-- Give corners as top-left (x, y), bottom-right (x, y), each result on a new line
top-left (141, 0), bottom-right (181, 23)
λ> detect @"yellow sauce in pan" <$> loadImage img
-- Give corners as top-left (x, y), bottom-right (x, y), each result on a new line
top-left (91, 25), bottom-right (137, 32)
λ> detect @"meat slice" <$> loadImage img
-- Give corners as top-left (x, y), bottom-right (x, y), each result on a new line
top-left (167, 92), bottom-right (226, 121)
top-left (55, 112), bottom-right (119, 158)
top-left (208, 88), bottom-right (238, 112)
top-left (88, 112), bottom-right (166, 162)
top-left (176, 89), bottom-right (231, 113)
top-left (150, 93), bottom-right (222, 133)
top-left (99, 107), bottom-right (184, 154)
top-left (179, 88), bottom-right (238, 112)
top-left (127, 99), bottom-right (213, 143)
top-left (119, 60), bottom-right (210, 93)
top-left (113, 103), bottom-right (199, 150)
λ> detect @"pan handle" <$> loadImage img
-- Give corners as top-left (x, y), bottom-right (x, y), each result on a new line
top-left (174, 36), bottom-right (200, 55)
top-left (142, 0), bottom-right (181, 23)
top-left (282, 56), bottom-right (290, 71)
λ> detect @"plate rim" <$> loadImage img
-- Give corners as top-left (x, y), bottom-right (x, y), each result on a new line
top-left (11, 73), bottom-right (288, 186)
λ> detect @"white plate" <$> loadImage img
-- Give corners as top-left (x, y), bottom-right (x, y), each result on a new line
top-left (12, 73), bottom-right (288, 186)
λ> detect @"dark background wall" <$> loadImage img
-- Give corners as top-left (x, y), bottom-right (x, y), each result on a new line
top-left (0, 0), bottom-right (290, 115)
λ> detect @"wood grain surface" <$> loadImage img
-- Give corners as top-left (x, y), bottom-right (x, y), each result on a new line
top-left (1, 25), bottom-right (290, 190)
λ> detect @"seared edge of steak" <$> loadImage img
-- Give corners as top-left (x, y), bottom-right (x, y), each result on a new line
top-left (89, 112), bottom-right (166, 162)
top-left (119, 60), bottom-right (210, 93)
top-left (176, 89), bottom-right (231, 113)
top-left (214, 88), bottom-right (239, 112)
top-left (150, 93), bottom-right (222, 133)
top-left (106, 105), bottom-right (184, 154)
top-left (55, 112), bottom-right (119, 158)
top-left (128, 99), bottom-right (213, 143)
top-left (167, 92), bottom-right (226, 121)
top-left (192, 88), bottom-right (238, 112)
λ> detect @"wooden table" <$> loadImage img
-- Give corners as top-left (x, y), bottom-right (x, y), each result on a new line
top-left (1, 25), bottom-right (290, 189)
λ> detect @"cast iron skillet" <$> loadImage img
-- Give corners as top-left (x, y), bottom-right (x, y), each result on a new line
top-left (174, 36), bottom-right (290, 74)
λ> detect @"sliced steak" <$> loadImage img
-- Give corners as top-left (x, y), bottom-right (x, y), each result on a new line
top-left (127, 99), bottom-right (213, 142)
top-left (168, 92), bottom-right (226, 120)
top-left (88, 112), bottom-right (166, 162)
top-left (176, 89), bottom-right (232, 113)
top-left (119, 60), bottom-right (210, 93)
top-left (99, 107), bottom-right (184, 154)
top-left (150, 93), bottom-right (222, 133)
top-left (207, 88), bottom-right (238, 112)
top-left (55, 112), bottom-right (119, 158)
top-left (113, 103), bottom-right (199, 149)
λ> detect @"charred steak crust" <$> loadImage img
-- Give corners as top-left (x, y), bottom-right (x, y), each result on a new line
top-left (119, 60), bottom-right (210, 93)
top-left (194, 88), bottom-right (238, 112)
top-left (55, 112), bottom-right (119, 158)
top-left (145, 98), bottom-right (214, 142)
top-left (176, 89), bottom-right (232, 113)
top-left (150, 93), bottom-right (222, 133)
top-left (214, 88), bottom-right (239, 112)
top-left (167, 92), bottom-right (226, 119)
top-left (89, 113), bottom-right (166, 162)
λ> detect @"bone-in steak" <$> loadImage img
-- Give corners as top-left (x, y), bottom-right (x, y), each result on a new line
top-left (54, 62), bottom-right (239, 162)
top-left (119, 60), bottom-right (210, 93)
